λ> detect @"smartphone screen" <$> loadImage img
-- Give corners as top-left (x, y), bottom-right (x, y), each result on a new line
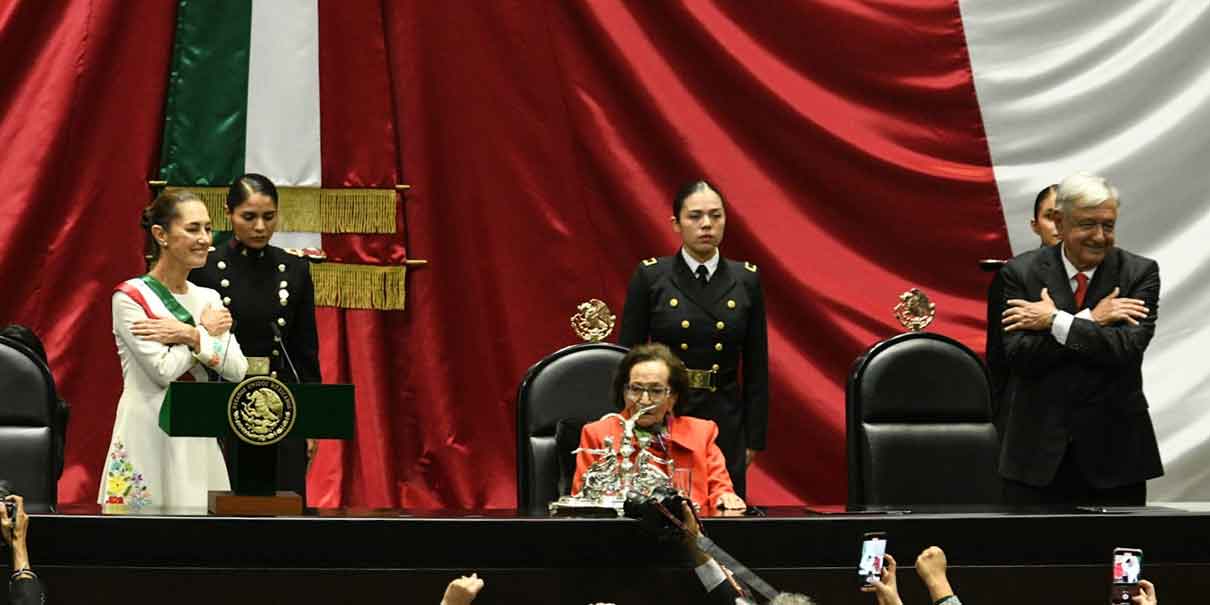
top-left (1110, 548), bottom-right (1143, 604)
top-left (857, 533), bottom-right (887, 585)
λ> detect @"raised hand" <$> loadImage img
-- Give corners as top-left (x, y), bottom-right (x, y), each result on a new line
top-left (1003, 287), bottom-right (1058, 332)
top-left (860, 553), bottom-right (902, 605)
top-left (441, 573), bottom-right (485, 605)
top-left (1091, 287), bottom-right (1149, 326)
top-left (199, 303), bottom-right (233, 336)
top-left (132, 317), bottom-right (197, 347)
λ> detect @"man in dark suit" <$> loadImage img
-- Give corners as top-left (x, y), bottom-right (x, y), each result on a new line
top-left (987, 184), bottom-right (1060, 432)
top-left (998, 173), bottom-right (1161, 505)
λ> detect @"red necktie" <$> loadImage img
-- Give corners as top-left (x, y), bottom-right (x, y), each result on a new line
top-left (1073, 272), bottom-right (1089, 308)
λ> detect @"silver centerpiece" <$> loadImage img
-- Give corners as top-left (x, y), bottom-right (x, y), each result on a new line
top-left (549, 403), bottom-right (676, 516)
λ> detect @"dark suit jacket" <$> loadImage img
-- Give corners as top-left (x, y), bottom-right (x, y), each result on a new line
top-left (997, 244), bottom-right (1163, 488)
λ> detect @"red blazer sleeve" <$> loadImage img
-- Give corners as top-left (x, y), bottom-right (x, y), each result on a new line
top-left (702, 422), bottom-right (736, 507)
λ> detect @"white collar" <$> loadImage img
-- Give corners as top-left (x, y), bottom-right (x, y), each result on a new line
top-left (1060, 244), bottom-right (1098, 282)
top-left (681, 248), bottom-right (720, 278)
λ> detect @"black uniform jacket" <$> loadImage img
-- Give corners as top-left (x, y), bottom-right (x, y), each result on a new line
top-left (618, 253), bottom-right (769, 450)
top-left (998, 244), bottom-right (1163, 488)
top-left (190, 239), bottom-right (321, 384)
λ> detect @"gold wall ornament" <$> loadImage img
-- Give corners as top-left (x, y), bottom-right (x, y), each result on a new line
top-left (893, 288), bottom-right (936, 332)
top-left (571, 299), bottom-right (616, 342)
top-left (227, 376), bottom-right (298, 446)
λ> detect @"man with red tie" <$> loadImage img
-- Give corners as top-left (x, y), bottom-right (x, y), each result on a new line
top-left (998, 173), bottom-right (1161, 506)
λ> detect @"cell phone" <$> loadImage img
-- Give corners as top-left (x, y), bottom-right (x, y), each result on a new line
top-left (1109, 547), bottom-right (1143, 604)
top-left (857, 531), bottom-right (888, 586)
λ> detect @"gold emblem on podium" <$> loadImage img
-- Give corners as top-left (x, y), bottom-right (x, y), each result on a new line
top-left (228, 376), bottom-right (297, 446)
top-left (893, 288), bottom-right (936, 332)
top-left (571, 299), bottom-right (616, 342)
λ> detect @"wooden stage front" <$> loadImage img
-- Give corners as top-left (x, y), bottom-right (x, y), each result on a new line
top-left (25, 504), bottom-right (1210, 604)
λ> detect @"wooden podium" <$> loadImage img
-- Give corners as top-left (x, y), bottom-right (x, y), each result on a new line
top-left (160, 380), bottom-right (354, 515)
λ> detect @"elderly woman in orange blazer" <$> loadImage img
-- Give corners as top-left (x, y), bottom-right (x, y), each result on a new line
top-left (573, 343), bottom-right (746, 511)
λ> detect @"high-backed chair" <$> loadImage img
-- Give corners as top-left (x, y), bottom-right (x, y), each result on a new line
top-left (0, 335), bottom-right (62, 511)
top-left (516, 342), bottom-right (626, 513)
top-left (846, 331), bottom-right (1000, 509)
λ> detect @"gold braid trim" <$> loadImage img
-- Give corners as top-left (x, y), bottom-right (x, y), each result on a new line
top-left (311, 263), bottom-right (407, 311)
top-left (172, 186), bottom-right (397, 233)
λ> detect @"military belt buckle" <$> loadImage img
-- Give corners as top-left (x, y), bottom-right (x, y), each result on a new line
top-left (686, 368), bottom-right (717, 392)
top-left (245, 357), bottom-right (271, 376)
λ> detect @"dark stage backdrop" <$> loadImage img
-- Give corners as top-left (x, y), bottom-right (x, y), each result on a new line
top-left (0, 1), bottom-right (1008, 508)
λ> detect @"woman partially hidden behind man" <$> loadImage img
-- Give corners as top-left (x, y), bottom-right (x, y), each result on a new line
top-left (99, 190), bottom-right (248, 511)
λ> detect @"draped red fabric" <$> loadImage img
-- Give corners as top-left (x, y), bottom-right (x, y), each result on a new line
top-left (307, 0), bottom-right (408, 507)
top-left (2, 1), bottom-right (1010, 508)
top-left (0, 2), bottom-right (177, 504)
top-left (380, 0), bottom-right (1008, 506)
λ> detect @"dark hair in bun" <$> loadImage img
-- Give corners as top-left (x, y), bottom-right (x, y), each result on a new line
top-left (672, 179), bottom-right (726, 219)
top-left (227, 173), bottom-right (279, 212)
top-left (142, 189), bottom-right (201, 270)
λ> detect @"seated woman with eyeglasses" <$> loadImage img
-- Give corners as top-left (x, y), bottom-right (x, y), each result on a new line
top-left (572, 343), bottom-right (746, 511)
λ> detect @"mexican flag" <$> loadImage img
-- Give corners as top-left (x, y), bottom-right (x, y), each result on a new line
top-left (961, 1), bottom-right (1210, 500)
top-left (158, 0), bottom-right (409, 310)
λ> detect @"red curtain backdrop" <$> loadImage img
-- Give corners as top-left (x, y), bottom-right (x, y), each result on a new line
top-left (1, 1), bottom-right (1009, 508)
top-left (0, 1), bottom-right (177, 505)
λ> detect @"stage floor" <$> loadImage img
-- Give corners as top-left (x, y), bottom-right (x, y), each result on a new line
top-left (26, 503), bottom-right (1210, 604)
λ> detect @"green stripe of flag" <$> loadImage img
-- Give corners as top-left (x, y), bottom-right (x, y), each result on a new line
top-left (159, 0), bottom-right (252, 185)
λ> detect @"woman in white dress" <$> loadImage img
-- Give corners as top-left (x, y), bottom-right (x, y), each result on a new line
top-left (100, 190), bottom-right (248, 511)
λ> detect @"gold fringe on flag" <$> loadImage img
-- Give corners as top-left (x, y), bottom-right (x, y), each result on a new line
top-left (311, 263), bottom-right (407, 310)
top-left (172, 186), bottom-right (398, 233)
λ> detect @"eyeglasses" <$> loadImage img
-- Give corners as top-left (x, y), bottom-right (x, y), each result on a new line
top-left (625, 383), bottom-right (672, 402)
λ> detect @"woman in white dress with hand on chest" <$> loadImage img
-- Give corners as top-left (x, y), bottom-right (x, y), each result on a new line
top-left (100, 190), bottom-right (248, 511)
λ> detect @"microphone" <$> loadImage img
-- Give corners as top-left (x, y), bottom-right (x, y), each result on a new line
top-left (270, 321), bottom-right (302, 383)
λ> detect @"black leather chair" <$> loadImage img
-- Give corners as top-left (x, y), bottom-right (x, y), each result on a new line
top-left (0, 335), bottom-right (62, 512)
top-left (846, 331), bottom-right (1000, 509)
top-left (516, 342), bottom-right (626, 513)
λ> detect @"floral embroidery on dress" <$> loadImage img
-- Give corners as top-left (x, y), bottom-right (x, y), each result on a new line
top-left (206, 337), bottom-right (223, 368)
top-left (104, 441), bottom-right (152, 510)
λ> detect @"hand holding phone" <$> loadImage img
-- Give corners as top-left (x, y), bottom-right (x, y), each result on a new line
top-left (857, 532), bottom-right (888, 586)
top-left (1110, 547), bottom-right (1143, 604)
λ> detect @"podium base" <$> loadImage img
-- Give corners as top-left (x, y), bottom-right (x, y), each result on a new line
top-left (208, 490), bottom-right (303, 516)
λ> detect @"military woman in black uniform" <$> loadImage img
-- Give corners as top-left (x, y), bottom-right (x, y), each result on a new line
top-left (618, 180), bottom-right (769, 498)
top-left (190, 173), bottom-right (321, 500)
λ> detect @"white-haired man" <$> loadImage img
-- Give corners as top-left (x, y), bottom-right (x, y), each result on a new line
top-left (998, 173), bottom-right (1162, 505)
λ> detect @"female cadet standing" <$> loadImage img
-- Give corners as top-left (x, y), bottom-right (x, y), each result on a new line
top-left (191, 173), bottom-right (321, 500)
top-left (618, 180), bottom-right (769, 499)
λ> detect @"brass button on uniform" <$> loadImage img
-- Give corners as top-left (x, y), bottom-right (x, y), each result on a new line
top-left (272, 350), bottom-right (280, 357)
top-left (727, 300), bottom-right (736, 309)
top-left (222, 296), bottom-right (231, 306)
top-left (716, 321), bottom-right (725, 330)
top-left (278, 263), bottom-right (286, 272)
top-left (220, 279), bottom-right (230, 288)
top-left (277, 318), bottom-right (286, 326)
top-left (279, 281), bottom-right (288, 288)
top-left (681, 343), bottom-right (689, 351)
top-left (217, 261), bottom-right (227, 270)
top-left (714, 343), bottom-right (723, 351)
top-left (670, 298), bottom-right (679, 308)
top-left (711, 363), bottom-right (720, 371)
top-left (681, 320), bottom-right (690, 329)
